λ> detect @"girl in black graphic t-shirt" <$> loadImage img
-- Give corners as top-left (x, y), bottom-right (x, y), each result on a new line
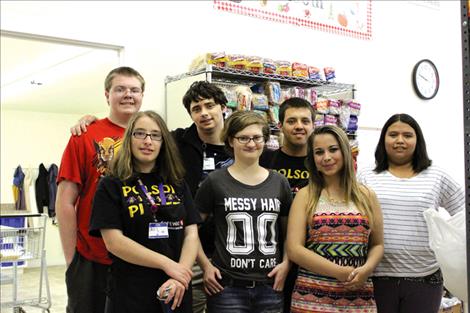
top-left (90, 111), bottom-right (201, 313)
top-left (195, 111), bottom-right (292, 313)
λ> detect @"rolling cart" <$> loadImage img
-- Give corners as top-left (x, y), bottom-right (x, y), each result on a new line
top-left (0, 213), bottom-right (51, 312)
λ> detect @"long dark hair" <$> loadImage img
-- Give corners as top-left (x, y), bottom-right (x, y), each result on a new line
top-left (374, 113), bottom-right (431, 173)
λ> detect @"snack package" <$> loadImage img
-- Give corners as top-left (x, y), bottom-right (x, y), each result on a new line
top-left (314, 114), bottom-right (325, 127)
top-left (189, 54), bottom-right (207, 71)
top-left (315, 98), bottom-right (329, 114)
top-left (280, 89), bottom-right (291, 104)
top-left (263, 58), bottom-right (277, 74)
top-left (221, 86), bottom-right (238, 109)
top-left (268, 105), bottom-right (280, 125)
top-left (227, 54), bottom-right (247, 70)
top-left (292, 62), bottom-right (308, 78)
top-left (345, 100), bottom-right (361, 116)
top-left (252, 93), bottom-right (269, 111)
top-left (246, 56), bottom-right (263, 73)
top-left (224, 107), bottom-right (234, 119)
top-left (234, 85), bottom-right (253, 111)
top-left (275, 60), bottom-right (292, 76)
top-left (327, 99), bottom-right (341, 115)
top-left (308, 66), bottom-right (322, 80)
top-left (266, 134), bottom-right (280, 151)
top-left (264, 81), bottom-right (282, 105)
top-left (324, 67), bottom-right (336, 81)
top-left (207, 52), bottom-right (228, 68)
top-left (250, 83), bottom-right (265, 94)
top-left (304, 87), bottom-right (317, 106)
top-left (288, 86), bottom-right (305, 99)
top-left (324, 114), bottom-right (338, 126)
top-left (338, 103), bottom-right (351, 130)
top-left (347, 115), bottom-right (359, 132)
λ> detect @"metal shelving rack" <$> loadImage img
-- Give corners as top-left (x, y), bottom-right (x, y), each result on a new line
top-left (165, 65), bottom-right (355, 98)
top-left (164, 65), bottom-right (356, 131)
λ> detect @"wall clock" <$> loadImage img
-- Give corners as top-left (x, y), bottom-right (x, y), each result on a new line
top-left (412, 59), bottom-right (439, 100)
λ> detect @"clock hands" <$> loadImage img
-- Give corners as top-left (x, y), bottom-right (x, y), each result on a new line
top-left (419, 73), bottom-right (429, 82)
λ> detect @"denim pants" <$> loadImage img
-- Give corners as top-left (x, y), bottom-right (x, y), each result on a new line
top-left (207, 284), bottom-right (283, 313)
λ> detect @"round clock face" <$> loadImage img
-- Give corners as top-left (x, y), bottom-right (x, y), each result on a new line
top-left (412, 59), bottom-right (439, 100)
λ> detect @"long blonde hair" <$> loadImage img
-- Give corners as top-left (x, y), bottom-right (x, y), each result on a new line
top-left (109, 111), bottom-right (185, 185)
top-left (305, 125), bottom-right (375, 225)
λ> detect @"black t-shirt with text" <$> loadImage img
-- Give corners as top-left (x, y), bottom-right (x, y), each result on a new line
top-left (89, 173), bottom-right (201, 312)
top-left (260, 149), bottom-right (309, 196)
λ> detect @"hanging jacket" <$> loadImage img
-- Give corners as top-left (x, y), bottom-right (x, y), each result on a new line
top-left (35, 163), bottom-right (49, 214)
top-left (12, 165), bottom-right (26, 210)
top-left (47, 163), bottom-right (58, 217)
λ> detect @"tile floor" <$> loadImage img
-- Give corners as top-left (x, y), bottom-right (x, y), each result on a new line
top-left (1, 265), bottom-right (66, 313)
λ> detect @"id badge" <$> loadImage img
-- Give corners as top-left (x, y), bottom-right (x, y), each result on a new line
top-left (149, 222), bottom-right (169, 239)
top-left (203, 157), bottom-right (215, 170)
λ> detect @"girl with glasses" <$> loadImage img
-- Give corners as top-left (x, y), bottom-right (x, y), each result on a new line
top-left (195, 110), bottom-right (293, 313)
top-left (89, 111), bottom-right (201, 313)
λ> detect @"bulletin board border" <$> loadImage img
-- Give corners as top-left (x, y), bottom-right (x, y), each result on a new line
top-left (214, 0), bottom-right (372, 40)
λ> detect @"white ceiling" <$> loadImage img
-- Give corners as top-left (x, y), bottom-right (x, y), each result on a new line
top-left (1, 33), bottom-right (122, 115)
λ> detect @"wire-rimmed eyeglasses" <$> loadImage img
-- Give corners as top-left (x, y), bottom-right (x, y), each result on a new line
top-left (132, 131), bottom-right (162, 141)
top-left (233, 135), bottom-right (265, 144)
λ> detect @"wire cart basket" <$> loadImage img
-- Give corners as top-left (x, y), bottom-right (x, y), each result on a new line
top-left (0, 213), bottom-right (51, 312)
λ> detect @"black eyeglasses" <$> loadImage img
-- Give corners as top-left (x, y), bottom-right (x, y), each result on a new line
top-left (132, 131), bottom-right (162, 141)
top-left (233, 135), bottom-right (265, 144)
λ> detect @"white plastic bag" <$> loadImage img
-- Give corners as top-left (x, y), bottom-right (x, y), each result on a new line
top-left (423, 208), bottom-right (467, 304)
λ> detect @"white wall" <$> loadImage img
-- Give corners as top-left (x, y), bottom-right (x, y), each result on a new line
top-left (0, 110), bottom-right (87, 203)
top-left (1, 0), bottom-right (463, 183)
top-left (1, 0), bottom-right (465, 265)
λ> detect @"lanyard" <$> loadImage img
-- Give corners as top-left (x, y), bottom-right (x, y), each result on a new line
top-left (137, 179), bottom-right (166, 218)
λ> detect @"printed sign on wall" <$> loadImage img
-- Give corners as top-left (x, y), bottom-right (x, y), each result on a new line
top-left (214, 0), bottom-right (372, 40)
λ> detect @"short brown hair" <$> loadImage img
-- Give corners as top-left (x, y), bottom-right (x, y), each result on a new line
top-left (104, 66), bottom-right (145, 92)
top-left (221, 111), bottom-right (269, 156)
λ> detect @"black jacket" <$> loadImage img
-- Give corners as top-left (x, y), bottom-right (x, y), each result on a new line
top-left (172, 123), bottom-right (205, 198)
top-left (172, 124), bottom-right (217, 255)
top-left (35, 163), bottom-right (49, 214)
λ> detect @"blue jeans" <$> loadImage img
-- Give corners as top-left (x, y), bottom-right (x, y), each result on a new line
top-left (207, 285), bottom-right (283, 313)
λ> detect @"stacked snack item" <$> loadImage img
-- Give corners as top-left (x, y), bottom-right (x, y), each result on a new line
top-left (275, 60), bottom-right (292, 76)
top-left (291, 62), bottom-right (309, 78)
top-left (324, 67), bottom-right (336, 81)
top-left (246, 56), bottom-right (263, 74)
top-left (227, 54), bottom-right (247, 70)
top-left (189, 52), bottom-right (229, 71)
top-left (308, 66), bottom-right (322, 80)
top-left (188, 52), bottom-right (336, 83)
top-left (262, 58), bottom-right (277, 74)
top-left (234, 85), bottom-right (253, 111)
top-left (314, 97), bottom-right (362, 135)
top-left (217, 82), bottom-right (361, 154)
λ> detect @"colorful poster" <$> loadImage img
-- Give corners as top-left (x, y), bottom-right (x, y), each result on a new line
top-left (214, 0), bottom-right (372, 40)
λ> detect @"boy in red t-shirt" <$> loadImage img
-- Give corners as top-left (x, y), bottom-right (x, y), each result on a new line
top-left (56, 67), bottom-right (145, 313)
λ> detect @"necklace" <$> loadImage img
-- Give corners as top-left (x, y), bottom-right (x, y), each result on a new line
top-left (325, 189), bottom-right (346, 204)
